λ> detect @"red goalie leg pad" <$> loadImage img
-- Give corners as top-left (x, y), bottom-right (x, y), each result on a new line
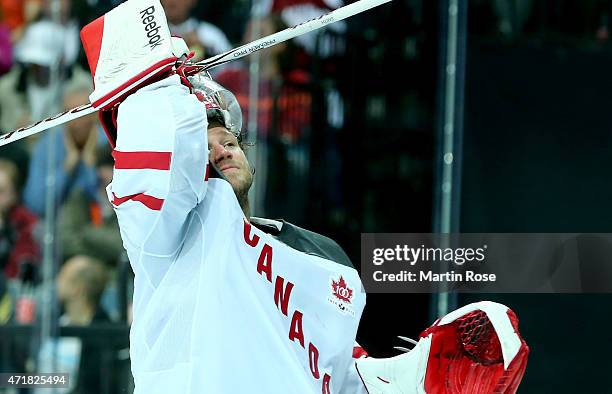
top-left (421, 309), bottom-right (529, 394)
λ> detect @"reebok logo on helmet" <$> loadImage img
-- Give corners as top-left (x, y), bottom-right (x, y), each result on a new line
top-left (140, 6), bottom-right (164, 50)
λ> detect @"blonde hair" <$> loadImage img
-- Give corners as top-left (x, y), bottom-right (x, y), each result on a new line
top-left (65, 255), bottom-right (109, 305)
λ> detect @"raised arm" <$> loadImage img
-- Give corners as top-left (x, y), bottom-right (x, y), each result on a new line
top-left (109, 75), bottom-right (209, 255)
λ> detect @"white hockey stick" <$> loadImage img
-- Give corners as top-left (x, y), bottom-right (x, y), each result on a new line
top-left (0, 0), bottom-right (391, 147)
top-left (0, 104), bottom-right (97, 146)
top-left (195, 0), bottom-right (392, 70)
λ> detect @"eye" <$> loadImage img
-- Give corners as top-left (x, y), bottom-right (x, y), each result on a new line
top-left (224, 141), bottom-right (237, 148)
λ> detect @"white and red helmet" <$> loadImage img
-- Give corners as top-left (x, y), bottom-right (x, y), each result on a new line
top-left (188, 73), bottom-right (243, 140)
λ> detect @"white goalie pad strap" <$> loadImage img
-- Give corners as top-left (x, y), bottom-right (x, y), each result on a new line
top-left (171, 36), bottom-right (189, 58)
top-left (81, 0), bottom-right (176, 109)
top-left (437, 301), bottom-right (521, 369)
top-left (354, 336), bottom-right (431, 394)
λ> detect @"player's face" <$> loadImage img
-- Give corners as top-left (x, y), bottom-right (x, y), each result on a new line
top-left (208, 126), bottom-right (253, 197)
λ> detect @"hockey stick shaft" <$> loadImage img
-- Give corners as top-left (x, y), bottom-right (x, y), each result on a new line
top-left (0, 0), bottom-right (391, 147)
top-left (197, 0), bottom-right (392, 70)
top-left (0, 104), bottom-right (96, 147)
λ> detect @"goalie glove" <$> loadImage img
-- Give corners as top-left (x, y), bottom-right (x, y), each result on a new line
top-left (80, 0), bottom-right (182, 110)
top-left (355, 301), bottom-right (529, 394)
top-left (91, 35), bottom-right (189, 147)
top-left (81, 0), bottom-right (192, 146)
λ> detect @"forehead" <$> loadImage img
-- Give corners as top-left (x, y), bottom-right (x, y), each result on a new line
top-left (207, 126), bottom-right (236, 141)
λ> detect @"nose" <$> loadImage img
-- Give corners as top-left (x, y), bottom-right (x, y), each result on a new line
top-left (209, 142), bottom-right (232, 164)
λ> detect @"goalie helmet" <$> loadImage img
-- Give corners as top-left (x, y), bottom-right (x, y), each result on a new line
top-left (188, 73), bottom-right (243, 140)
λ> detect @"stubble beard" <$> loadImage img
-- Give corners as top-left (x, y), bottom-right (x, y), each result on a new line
top-left (230, 170), bottom-right (253, 217)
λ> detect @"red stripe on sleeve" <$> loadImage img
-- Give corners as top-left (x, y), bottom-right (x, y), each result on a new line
top-left (113, 150), bottom-right (172, 170)
top-left (352, 346), bottom-right (368, 359)
top-left (204, 163), bottom-right (210, 181)
top-left (111, 192), bottom-right (164, 211)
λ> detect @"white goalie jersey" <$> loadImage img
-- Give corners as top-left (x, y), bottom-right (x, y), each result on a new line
top-left (108, 75), bottom-right (367, 394)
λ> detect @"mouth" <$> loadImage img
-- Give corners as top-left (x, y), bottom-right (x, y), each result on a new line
top-left (219, 165), bottom-right (239, 173)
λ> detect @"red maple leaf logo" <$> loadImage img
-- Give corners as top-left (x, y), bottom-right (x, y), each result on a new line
top-left (332, 276), bottom-right (353, 303)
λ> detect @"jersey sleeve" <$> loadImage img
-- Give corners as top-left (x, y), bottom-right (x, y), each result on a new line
top-left (107, 75), bottom-right (209, 256)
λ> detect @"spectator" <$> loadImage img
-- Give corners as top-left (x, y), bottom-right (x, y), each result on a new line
top-left (0, 0), bottom-right (42, 42)
top-left (0, 159), bottom-right (39, 280)
top-left (0, 137), bottom-right (29, 191)
top-left (0, 270), bottom-right (10, 323)
top-left (0, 271), bottom-right (32, 383)
top-left (0, 159), bottom-right (37, 386)
top-left (492, 0), bottom-right (533, 37)
top-left (0, 20), bottom-right (80, 134)
top-left (58, 144), bottom-right (123, 267)
top-left (0, 7), bottom-right (13, 77)
top-left (37, 255), bottom-right (112, 394)
top-left (263, 0), bottom-right (346, 53)
top-left (56, 255), bottom-right (110, 327)
top-left (23, 73), bottom-right (100, 217)
top-left (72, 0), bottom-right (117, 29)
top-left (161, 0), bottom-right (232, 60)
top-left (36, 0), bottom-right (81, 61)
top-left (218, 15), bottom-right (312, 138)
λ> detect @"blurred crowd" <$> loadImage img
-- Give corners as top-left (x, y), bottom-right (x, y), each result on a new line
top-left (0, 0), bottom-right (348, 392)
top-left (0, 0), bottom-right (608, 392)
top-left (471, 0), bottom-right (612, 43)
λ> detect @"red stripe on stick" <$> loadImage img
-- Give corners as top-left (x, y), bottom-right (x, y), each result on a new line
top-left (111, 192), bottom-right (164, 211)
top-left (112, 150), bottom-right (171, 170)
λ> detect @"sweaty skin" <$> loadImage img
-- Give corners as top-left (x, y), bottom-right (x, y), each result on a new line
top-left (207, 125), bottom-right (253, 218)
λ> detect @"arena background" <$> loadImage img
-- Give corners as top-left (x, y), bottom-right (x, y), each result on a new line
top-left (0, 0), bottom-right (610, 393)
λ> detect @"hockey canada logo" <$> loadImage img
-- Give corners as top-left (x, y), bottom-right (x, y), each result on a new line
top-left (332, 276), bottom-right (353, 303)
top-left (328, 275), bottom-right (355, 316)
